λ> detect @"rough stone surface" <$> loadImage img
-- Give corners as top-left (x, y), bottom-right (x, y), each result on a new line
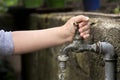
top-left (0, 11), bottom-right (119, 80)
top-left (22, 12), bottom-right (120, 80)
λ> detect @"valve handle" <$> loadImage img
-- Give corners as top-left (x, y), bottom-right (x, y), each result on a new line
top-left (73, 22), bottom-right (84, 43)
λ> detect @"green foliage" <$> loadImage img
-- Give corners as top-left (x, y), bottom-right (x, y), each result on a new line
top-left (0, 0), bottom-right (18, 12)
top-left (66, 0), bottom-right (81, 1)
top-left (23, 0), bottom-right (43, 8)
top-left (0, 0), bottom-right (7, 12)
top-left (3, 0), bottom-right (18, 6)
top-left (45, 0), bottom-right (65, 8)
top-left (114, 6), bottom-right (120, 14)
top-left (106, 0), bottom-right (120, 14)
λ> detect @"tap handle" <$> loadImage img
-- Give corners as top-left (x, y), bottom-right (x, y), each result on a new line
top-left (73, 22), bottom-right (84, 42)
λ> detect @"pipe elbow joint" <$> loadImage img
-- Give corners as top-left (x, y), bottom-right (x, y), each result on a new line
top-left (99, 42), bottom-right (116, 61)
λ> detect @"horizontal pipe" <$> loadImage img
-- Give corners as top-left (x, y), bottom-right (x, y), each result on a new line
top-left (61, 41), bottom-right (117, 80)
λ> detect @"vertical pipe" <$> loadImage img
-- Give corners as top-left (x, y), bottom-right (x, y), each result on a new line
top-left (105, 60), bottom-right (117, 80)
top-left (99, 42), bottom-right (117, 80)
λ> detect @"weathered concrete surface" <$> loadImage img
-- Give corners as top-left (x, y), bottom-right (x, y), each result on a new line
top-left (22, 12), bottom-right (120, 80)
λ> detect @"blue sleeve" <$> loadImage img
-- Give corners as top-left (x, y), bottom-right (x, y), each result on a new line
top-left (0, 30), bottom-right (14, 56)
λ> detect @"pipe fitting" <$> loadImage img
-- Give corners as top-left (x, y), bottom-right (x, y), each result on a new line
top-left (61, 40), bottom-right (81, 55)
top-left (94, 42), bottom-right (117, 80)
top-left (62, 41), bottom-right (97, 55)
top-left (98, 42), bottom-right (116, 61)
top-left (58, 22), bottom-right (117, 80)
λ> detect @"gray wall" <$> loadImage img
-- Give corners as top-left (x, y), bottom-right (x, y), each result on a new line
top-left (22, 12), bottom-right (120, 80)
top-left (0, 12), bottom-right (120, 80)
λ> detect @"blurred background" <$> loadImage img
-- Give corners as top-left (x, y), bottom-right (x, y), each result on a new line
top-left (0, 0), bottom-right (120, 80)
top-left (0, 0), bottom-right (120, 13)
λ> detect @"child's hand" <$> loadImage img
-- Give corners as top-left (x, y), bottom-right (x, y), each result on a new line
top-left (63, 15), bottom-right (90, 42)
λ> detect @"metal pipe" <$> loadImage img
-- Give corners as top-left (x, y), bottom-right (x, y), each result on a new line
top-left (96, 42), bottom-right (117, 80)
top-left (58, 22), bottom-right (117, 80)
top-left (59, 41), bottom-right (117, 80)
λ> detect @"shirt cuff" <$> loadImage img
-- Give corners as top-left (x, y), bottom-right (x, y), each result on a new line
top-left (0, 30), bottom-right (14, 56)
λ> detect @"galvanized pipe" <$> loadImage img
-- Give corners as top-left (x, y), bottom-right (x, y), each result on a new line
top-left (59, 41), bottom-right (117, 80)
top-left (58, 22), bottom-right (117, 80)
top-left (97, 42), bottom-right (117, 80)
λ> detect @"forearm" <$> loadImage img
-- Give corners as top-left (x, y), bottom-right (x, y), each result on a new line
top-left (12, 26), bottom-right (72, 54)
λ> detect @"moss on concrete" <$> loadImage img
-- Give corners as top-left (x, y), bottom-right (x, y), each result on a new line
top-left (23, 12), bottom-right (120, 80)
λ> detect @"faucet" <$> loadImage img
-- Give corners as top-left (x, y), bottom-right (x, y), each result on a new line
top-left (58, 22), bottom-right (117, 80)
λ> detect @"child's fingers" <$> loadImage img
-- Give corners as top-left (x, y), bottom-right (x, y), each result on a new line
top-left (83, 34), bottom-right (90, 39)
top-left (79, 24), bottom-right (90, 33)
